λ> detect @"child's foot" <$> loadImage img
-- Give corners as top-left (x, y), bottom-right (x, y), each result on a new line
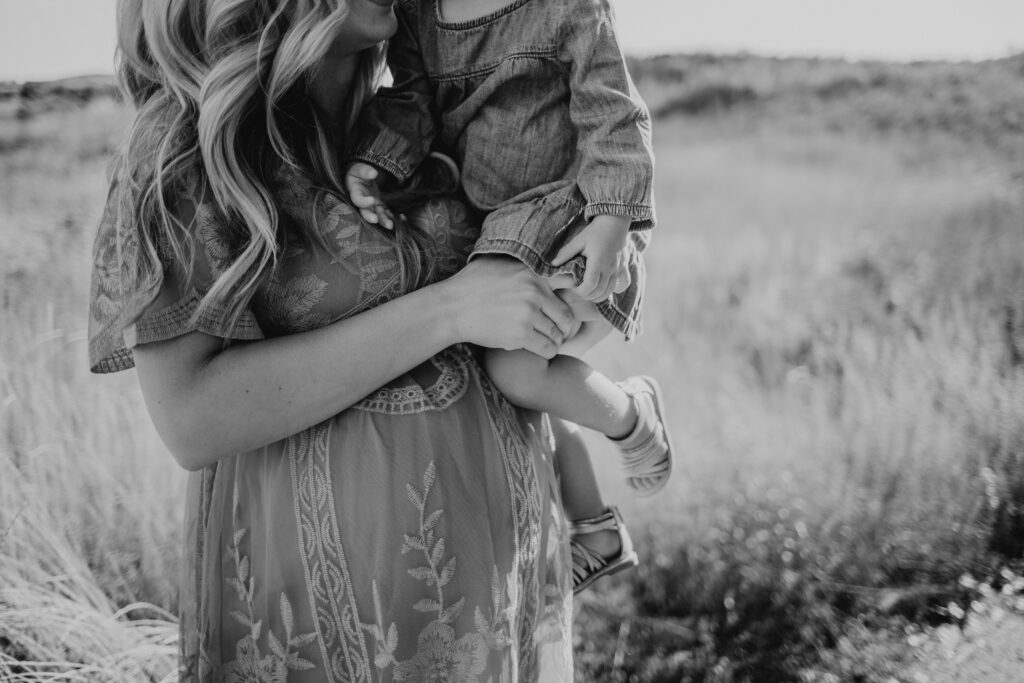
top-left (610, 376), bottom-right (674, 497)
top-left (570, 506), bottom-right (639, 594)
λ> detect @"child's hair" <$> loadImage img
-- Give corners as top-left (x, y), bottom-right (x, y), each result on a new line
top-left (111, 0), bottom-right (438, 333)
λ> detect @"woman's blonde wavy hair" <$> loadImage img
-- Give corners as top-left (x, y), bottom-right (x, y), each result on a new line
top-left (113, 0), bottom-right (435, 332)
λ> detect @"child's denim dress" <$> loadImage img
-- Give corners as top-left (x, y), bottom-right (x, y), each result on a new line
top-left (351, 0), bottom-right (656, 339)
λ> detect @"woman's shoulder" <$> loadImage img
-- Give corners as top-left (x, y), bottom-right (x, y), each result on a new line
top-left (87, 170), bottom-right (259, 373)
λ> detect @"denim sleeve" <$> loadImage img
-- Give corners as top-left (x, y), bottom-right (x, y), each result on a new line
top-left (349, 2), bottom-right (435, 183)
top-left (559, 0), bottom-right (655, 230)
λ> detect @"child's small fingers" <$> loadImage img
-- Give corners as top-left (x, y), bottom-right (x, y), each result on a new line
top-left (350, 190), bottom-right (378, 208)
top-left (552, 236), bottom-right (584, 266)
top-left (350, 163), bottom-right (378, 180)
top-left (574, 265), bottom-right (601, 300)
top-left (360, 207), bottom-right (379, 224)
top-left (613, 269), bottom-right (631, 293)
top-left (592, 267), bottom-right (618, 301)
top-left (613, 258), bottom-right (631, 293)
top-left (377, 206), bottom-right (394, 230)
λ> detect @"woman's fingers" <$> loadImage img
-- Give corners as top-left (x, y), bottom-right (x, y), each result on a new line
top-left (525, 329), bottom-right (559, 359)
top-left (449, 257), bottom-right (580, 353)
top-left (539, 292), bottom-right (575, 339)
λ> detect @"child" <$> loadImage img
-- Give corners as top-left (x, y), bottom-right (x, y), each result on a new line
top-left (346, 0), bottom-right (671, 593)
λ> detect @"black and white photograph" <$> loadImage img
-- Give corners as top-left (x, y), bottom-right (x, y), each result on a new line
top-left (1, 0), bottom-right (1022, 681)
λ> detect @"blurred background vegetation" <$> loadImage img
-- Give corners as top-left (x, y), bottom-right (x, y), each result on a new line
top-left (2, 53), bottom-right (1023, 681)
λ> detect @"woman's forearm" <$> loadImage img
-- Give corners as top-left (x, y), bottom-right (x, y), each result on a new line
top-left (134, 280), bottom-right (460, 470)
top-left (133, 258), bottom-right (577, 471)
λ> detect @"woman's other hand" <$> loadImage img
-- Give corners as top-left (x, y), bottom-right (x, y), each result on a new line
top-left (443, 257), bottom-right (576, 359)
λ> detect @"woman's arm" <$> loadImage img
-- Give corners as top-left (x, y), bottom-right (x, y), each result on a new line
top-left (134, 258), bottom-right (576, 471)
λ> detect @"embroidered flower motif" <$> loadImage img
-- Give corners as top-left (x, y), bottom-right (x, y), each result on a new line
top-left (392, 621), bottom-right (488, 682)
top-left (223, 635), bottom-right (286, 683)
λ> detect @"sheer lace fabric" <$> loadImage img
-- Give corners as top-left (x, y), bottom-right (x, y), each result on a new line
top-left (88, 169), bottom-right (574, 682)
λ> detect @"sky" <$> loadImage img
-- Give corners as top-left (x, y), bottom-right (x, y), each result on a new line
top-left (1, 0), bottom-right (1022, 82)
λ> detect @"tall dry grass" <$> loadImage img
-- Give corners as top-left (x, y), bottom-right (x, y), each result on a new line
top-left (2, 56), bottom-right (1023, 681)
top-left (1, 98), bottom-right (184, 681)
top-left (576, 120), bottom-right (1024, 680)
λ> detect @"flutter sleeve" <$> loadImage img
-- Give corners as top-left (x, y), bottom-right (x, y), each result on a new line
top-left (87, 182), bottom-right (263, 374)
top-left (559, 0), bottom-right (656, 230)
top-left (348, 0), bottom-right (437, 183)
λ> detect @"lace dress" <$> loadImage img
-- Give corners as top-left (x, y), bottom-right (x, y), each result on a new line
top-left (87, 169), bottom-right (574, 682)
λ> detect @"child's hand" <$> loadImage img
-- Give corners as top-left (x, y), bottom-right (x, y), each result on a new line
top-left (345, 162), bottom-right (395, 230)
top-left (551, 215), bottom-right (632, 302)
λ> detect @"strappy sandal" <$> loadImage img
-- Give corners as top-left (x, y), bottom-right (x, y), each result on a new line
top-left (570, 506), bottom-right (639, 594)
top-left (611, 375), bottom-right (674, 497)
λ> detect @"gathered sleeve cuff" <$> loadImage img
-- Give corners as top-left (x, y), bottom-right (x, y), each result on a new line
top-left (559, 0), bottom-right (656, 231)
top-left (88, 182), bottom-right (263, 374)
top-left (348, 1), bottom-right (436, 183)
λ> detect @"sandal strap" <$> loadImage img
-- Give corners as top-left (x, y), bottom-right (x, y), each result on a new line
top-left (619, 423), bottom-right (669, 475)
top-left (570, 539), bottom-right (609, 584)
top-left (569, 506), bottom-right (618, 535)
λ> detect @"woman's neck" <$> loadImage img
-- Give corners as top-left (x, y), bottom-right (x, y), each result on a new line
top-left (309, 53), bottom-right (359, 121)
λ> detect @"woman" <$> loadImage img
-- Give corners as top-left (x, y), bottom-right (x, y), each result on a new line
top-left (88, 0), bottom-right (577, 680)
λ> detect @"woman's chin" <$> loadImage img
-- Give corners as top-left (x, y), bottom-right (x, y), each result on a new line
top-left (335, 10), bottom-right (397, 53)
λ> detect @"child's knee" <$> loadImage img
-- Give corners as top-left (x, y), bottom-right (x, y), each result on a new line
top-left (484, 348), bottom-right (548, 407)
top-left (559, 319), bottom-right (615, 358)
top-left (551, 418), bottom-right (587, 459)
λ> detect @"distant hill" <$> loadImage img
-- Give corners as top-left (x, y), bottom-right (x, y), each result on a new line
top-left (4, 54), bottom-right (1022, 157)
top-left (0, 74), bottom-right (119, 102)
top-left (627, 52), bottom-right (1024, 159)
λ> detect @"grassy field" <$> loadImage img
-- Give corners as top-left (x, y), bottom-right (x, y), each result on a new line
top-left (2, 55), bottom-right (1023, 681)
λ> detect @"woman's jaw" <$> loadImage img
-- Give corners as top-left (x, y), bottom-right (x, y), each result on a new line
top-left (331, 0), bottom-right (398, 53)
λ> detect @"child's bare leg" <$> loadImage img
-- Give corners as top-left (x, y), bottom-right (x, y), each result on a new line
top-left (550, 418), bottom-right (621, 559)
top-left (483, 322), bottom-right (636, 439)
top-left (487, 317), bottom-right (674, 497)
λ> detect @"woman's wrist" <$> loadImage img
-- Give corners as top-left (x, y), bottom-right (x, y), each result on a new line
top-left (421, 276), bottom-right (465, 348)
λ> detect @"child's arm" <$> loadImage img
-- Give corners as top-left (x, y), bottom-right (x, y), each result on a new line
top-left (347, 1), bottom-right (437, 225)
top-left (560, 0), bottom-right (655, 229)
top-left (552, 0), bottom-right (655, 301)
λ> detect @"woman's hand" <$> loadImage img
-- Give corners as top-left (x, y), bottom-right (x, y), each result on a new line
top-left (132, 258), bottom-right (572, 471)
top-left (441, 256), bottom-right (577, 359)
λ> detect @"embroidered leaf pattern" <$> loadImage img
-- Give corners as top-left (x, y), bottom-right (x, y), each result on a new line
top-left (259, 273), bottom-right (331, 332)
top-left (221, 523), bottom-right (319, 680)
top-left (474, 569), bottom-right (517, 650)
top-left (413, 599), bottom-right (441, 613)
top-left (439, 597), bottom-right (465, 625)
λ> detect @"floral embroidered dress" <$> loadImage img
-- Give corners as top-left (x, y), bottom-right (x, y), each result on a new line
top-left (87, 168), bottom-right (574, 682)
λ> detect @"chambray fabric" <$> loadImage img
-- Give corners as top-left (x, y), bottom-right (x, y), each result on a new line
top-left (351, 0), bottom-right (655, 339)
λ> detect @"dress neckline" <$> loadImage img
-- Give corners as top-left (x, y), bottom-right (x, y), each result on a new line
top-left (432, 0), bottom-right (533, 30)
